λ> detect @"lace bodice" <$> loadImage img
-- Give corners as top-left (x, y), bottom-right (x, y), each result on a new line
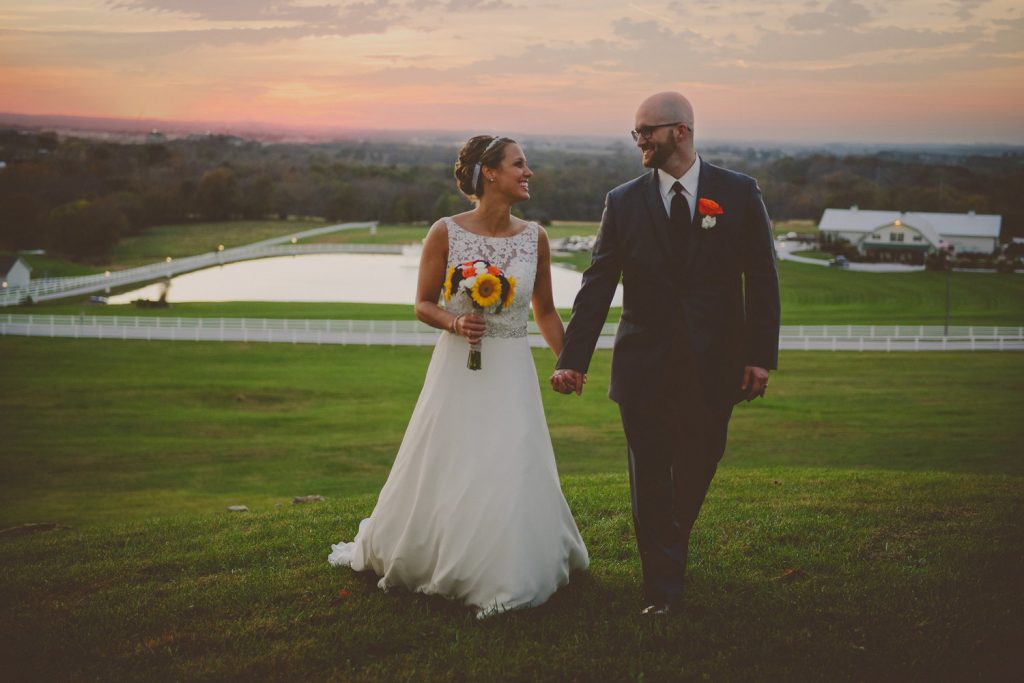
top-left (443, 217), bottom-right (538, 338)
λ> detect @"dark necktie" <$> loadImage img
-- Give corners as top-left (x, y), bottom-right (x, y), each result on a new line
top-left (670, 181), bottom-right (690, 258)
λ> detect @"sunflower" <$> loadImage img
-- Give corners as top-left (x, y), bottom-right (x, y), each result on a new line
top-left (470, 273), bottom-right (503, 308)
top-left (443, 266), bottom-right (455, 301)
top-left (504, 276), bottom-right (517, 308)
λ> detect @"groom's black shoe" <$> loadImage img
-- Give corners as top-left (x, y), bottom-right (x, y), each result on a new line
top-left (640, 602), bottom-right (674, 616)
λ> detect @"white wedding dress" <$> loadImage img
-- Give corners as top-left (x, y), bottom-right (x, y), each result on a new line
top-left (328, 218), bottom-right (589, 618)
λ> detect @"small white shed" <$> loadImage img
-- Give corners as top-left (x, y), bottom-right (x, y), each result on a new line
top-left (1, 256), bottom-right (32, 289)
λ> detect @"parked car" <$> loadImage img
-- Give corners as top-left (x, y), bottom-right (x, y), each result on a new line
top-left (829, 255), bottom-right (850, 269)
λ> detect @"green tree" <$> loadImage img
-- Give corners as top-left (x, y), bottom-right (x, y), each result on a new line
top-left (0, 192), bottom-right (46, 250)
top-left (433, 191), bottom-right (469, 219)
top-left (196, 167), bottom-right (238, 220)
top-left (48, 197), bottom-right (128, 260)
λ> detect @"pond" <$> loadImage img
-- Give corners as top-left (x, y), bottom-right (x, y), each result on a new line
top-left (107, 252), bottom-right (622, 308)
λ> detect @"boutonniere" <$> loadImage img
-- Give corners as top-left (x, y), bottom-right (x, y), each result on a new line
top-left (698, 198), bottom-right (724, 229)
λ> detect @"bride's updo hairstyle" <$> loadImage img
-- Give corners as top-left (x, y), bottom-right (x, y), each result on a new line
top-left (454, 135), bottom-right (516, 200)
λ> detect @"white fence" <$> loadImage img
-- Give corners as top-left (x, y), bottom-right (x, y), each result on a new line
top-left (0, 221), bottom-right (382, 307)
top-left (2, 315), bottom-right (1022, 351)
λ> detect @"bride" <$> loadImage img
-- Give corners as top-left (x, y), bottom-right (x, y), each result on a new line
top-left (328, 135), bottom-right (589, 618)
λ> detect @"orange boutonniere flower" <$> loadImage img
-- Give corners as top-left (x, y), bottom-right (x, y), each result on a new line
top-left (698, 198), bottom-right (723, 228)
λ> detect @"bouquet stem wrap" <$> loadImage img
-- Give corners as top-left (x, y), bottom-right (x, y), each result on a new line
top-left (467, 336), bottom-right (482, 370)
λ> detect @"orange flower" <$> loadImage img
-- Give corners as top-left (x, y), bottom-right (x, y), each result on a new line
top-left (698, 198), bottom-right (724, 216)
top-left (487, 265), bottom-right (501, 276)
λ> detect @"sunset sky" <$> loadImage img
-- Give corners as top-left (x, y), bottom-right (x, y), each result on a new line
top-left (1, 0), bottom-right (1022, 144)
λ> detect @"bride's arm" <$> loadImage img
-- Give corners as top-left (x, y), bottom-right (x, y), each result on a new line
top-left (414, 220), bottom-right (483, 343)
top-left (532, 228), bottom-right (567, 357)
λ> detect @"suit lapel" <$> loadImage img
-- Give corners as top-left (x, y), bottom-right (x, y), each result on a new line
top-left (642, 169), bottom-right (674, 257)
top-left (684, 159), bottom-right (718, 272)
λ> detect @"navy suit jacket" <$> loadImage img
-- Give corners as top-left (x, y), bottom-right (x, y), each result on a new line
top-left (557, 160), bottom-right (781, 408)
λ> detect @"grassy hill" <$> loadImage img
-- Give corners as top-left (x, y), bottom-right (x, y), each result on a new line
top-left (2, 342), bottom-right (1021, 680)
top-left (2, 468), bottom-right (1019, 681)
top-left (2, 339), bottom-right (1021, 528)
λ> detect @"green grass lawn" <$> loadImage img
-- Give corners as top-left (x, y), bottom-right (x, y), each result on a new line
top-left (790, 249), bottom-right (833, 260)
top-left (297, 223), bottom-right (430, 245)
top-left (2, 339), bottom-right (1021, 527)
top-left (2, 469), bottom-right (1018, 681)
top-left (0, 339), bottom-right (1021, 680)
top-left (107, 219), bottom-right (327, 268)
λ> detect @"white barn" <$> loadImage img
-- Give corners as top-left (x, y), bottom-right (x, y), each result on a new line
top-left (819, 207), bottom-right (1001, 264)
top-left (1, 256), bottom-right (32, 290)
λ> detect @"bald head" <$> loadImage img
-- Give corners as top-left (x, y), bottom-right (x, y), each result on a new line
top-left (636, 92), bottom-right (694, 130)
top-left (633, 91), bottom-right (697, 176)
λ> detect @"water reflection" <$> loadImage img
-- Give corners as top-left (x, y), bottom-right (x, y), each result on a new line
top-left (108, 253), bottom-right (622, 308)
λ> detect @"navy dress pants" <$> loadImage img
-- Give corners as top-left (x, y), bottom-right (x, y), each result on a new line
top-left (619, 371), bottom-right (733, 605)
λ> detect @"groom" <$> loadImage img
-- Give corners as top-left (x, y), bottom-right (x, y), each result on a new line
top-left (551, 91), bottom-right (780, 615)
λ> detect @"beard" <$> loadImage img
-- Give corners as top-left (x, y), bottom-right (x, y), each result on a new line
top-left (641, 134), bottom-right (677, 169)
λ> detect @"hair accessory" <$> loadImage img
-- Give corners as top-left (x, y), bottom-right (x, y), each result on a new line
top-left (471, 136), bottom-right (504, 193)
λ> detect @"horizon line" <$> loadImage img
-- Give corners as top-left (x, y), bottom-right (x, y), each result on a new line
top-left (2, 111), bottom-right (1022, 151)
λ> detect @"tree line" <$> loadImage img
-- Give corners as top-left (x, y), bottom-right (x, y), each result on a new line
top-left (1, 128), bottom-right (1021, 261)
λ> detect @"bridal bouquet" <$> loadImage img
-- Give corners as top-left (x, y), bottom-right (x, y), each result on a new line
top-left (443, 260), bottom-right (516, 370)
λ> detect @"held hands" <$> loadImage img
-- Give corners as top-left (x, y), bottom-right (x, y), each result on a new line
top-left (550, 369), bottom-right (586, 396)
top-left (452, 313), bottom-right (486, 345)
top-left (741, 366), bottom-right (770, 401)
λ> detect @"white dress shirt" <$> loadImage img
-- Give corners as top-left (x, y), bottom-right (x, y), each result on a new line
top-left (657, 154), bottom-right (700, 222)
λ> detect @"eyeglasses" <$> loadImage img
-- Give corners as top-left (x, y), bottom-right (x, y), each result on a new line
top-left (630, 122), bottom-right (691, 142)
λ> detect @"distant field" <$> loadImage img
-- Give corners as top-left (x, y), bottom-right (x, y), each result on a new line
top-left (303, 221), bottom-right (601, 245)
top-left (791, 249), bottom-right (833, 260)
top-left (4, 252), bottom-right (106, 278)
top-left (777, 261), bottom-right (1024, 325)
top-left (108, 219), bottom-right (326, 267)
top-left (773, 219), bottom-right (818, 237)
top-left (297, 223), bottom-right (429, 245)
